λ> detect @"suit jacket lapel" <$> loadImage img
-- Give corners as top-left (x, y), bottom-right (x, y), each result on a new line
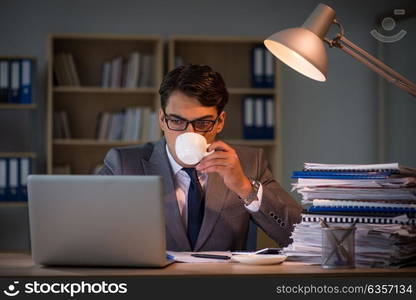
top-left (194, 172), bottom-right (228, 251)
top-left (141, 139), bottom-right (191, 250)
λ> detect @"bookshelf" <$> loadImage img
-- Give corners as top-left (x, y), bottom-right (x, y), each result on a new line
top-left (0, 56), bottom-right (37, 207)
top-left (168, 36), bottom-right (282, 249)
top-left (47, 34), bottom-right (163, 174)
top-left (168, 35), bottom-right (282, 179)
top-left (0, 56), bottom-right (36, 251)
top-left (0, 104), bottom-right (37, 110)
top-left (0, 152), bottom-right (36, 207)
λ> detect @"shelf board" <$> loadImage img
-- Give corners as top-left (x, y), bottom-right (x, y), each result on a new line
top-left (54, 139), bottom-right (275, 147)
top-left (52, 87), bottom-right (274, 95)
top-left (228, 88), bottom-right (275, 95)
top-left (0, 104), bottom-right (37, 110)
top-left (0, 202), bottom-right (28, 207)
top-left (170, 35), bottom-right (266, 43)
top-left (0, 152), bottom-right (37, 158)
top-left (0, 56), bottom-right (36, 60)
top-left (224, 139), bottom-right (276, 146)
top-left (53, 86), bottom-right (158, 94)
top-left (53, 139), bottom-right (143, 147)
top-left (52, 34), bottom-right (162, 41)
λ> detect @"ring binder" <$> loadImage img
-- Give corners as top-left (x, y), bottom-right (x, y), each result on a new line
top-left (302, 212), bottom-right (416, 225)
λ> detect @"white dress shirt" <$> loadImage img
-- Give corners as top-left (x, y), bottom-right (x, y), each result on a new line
top-left (165, 145), bottom-right (263, 227)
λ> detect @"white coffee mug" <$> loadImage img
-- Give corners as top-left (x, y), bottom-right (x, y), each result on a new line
top-left (175, 132), bottom-right (214, 165)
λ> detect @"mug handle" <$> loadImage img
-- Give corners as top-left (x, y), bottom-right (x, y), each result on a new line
top-left (204, 144), bottom-right (215, 157)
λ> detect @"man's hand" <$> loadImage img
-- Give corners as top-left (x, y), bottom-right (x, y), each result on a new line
top-left (196, 141), bottom-right (252, 199)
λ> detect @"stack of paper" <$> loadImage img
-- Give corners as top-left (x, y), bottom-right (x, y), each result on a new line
top-left (284, 162), bottom-right (416, 268)
top-left (283, 222), bottom-right (416, 268)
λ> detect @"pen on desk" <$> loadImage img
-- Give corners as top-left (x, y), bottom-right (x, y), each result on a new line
top-left (190, 253), bottom-right (231, 260)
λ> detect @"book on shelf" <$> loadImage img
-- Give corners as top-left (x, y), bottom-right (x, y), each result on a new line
top-left (250, 44), bottom-right (275, 88)
top-left (101, 61), bottom-right (111, 88)
top-left (264, 49), bottom-right (275, 88)
top-left (0, 157), bottom-right (32, 202)
top-left (107, 112), bottom-right (125, 141)
top-left (0, 60), bottom-right (9, 102)
top-left (96, 107), bottom-right (159, 142)
top-left (100, 52), bottom-right (154, 88)
top-left (110, 56), bottom-right (123, 88)
top-left (140, 107), bottom-right (152, 141)
top-left (97, 112), bottom-right (111, 140)
top-left (0, 58), bottom-right (32, 104)
top-left (53, 110), bottom-right (71, 139)
top-left (138, 54), bottom-right (154, 87)
top-left (19, 59), bottom-right (32, 103)
top-left (9, 60), bottom-right (20, 103)
top-left (125, 52), bottom-right (140, 88)
top-left (53, 53), bottom-right (80, 86)
top-left (242, 95), bottom-right (274, 139)
top-left (67, 53), bottom-right (80, 86)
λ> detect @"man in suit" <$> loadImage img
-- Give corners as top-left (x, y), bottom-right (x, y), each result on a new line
top-left (98, 64), bottom-right (302, 251)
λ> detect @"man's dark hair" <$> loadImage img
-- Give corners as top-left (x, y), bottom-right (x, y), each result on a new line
top-left (159, 64), bottom-right (229, 113)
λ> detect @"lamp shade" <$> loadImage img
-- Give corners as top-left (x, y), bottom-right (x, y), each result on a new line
top-left (264, 28), bottom-right (328, 81)
top-left (264, 3), bottom-right (336, 82)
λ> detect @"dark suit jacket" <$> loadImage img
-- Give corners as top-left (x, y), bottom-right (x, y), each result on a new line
top-left (98, 138), bottom-right (302, 251)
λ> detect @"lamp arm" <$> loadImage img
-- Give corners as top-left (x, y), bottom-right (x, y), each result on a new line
top-left (340, 36), bottom-right (416, 90)
top-left (330, 34), bottom-right (416, 97)
top-left (337, 40), bottom-right (416, 97)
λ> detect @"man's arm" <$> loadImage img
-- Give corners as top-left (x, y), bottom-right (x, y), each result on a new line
top-left (197, 141), bottom-right (302, 247)
top-left (247, 148), bottom-right (302, 247)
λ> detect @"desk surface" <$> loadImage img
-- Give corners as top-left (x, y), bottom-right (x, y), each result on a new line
top-left (1, 252), bottom-right (415, 277)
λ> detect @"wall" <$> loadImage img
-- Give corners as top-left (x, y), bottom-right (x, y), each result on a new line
top-left (382, 17), bottom-right (416, 166)
top-left (0, 0), bottom-right (414, 249)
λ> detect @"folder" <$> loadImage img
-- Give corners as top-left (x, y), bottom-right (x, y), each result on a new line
top-left (9, 60), bottom-right (20, 103)
top-left (242, 97), bottom-right (255, 139)
top-left (264, 50), bottom-right (275, 88)
top-left (101, 61), bottom-right (111, 88)
top-left (254, 97), bottom-right (265, 139)
top-left (0, 158), bottom-right (6, 201)
top-left (0, 60), bottom-right (9, 102)
top-left (251, 45), bottom-right (264, 88)
top-left (265, 97), bottom-right (275, 139)
top-left (301, 211), bottom-right (416, 225)
top-left (292, 170), bottom-right (391, 179)
top-left (8, 158), bottom-right (19, 201)
top-left (19, 158), bottom-right (30, 201)
top-left (19, 59), bottom-right (32, 103)
top-left (308, 206), bottom-right (416, 214)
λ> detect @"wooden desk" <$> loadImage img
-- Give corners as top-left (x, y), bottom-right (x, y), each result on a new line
top-left (1, 252), bottom-right (415, 277)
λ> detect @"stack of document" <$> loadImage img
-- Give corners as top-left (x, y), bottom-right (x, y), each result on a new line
top-left (283, 222), bottom-right (416, 268)
top-left (283, 162), bottom-right (416, 268)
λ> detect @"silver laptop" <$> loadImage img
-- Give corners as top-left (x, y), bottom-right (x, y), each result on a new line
top-left (28, 175), bottom-right (172, 267)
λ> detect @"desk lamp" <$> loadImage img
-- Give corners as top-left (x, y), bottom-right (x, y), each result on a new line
top-left (264, 3), bottom-right (416, 97)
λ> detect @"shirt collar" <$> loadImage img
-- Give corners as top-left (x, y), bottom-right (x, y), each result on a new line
top-left (165, 144), bottom-right (183, 175)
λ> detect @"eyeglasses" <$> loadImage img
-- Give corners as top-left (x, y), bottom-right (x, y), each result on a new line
top-left (164, 112), bottom-right (219, 132)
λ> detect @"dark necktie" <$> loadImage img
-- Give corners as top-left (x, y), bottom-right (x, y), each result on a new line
top-left (182, 168), bottom-right (205, 250)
